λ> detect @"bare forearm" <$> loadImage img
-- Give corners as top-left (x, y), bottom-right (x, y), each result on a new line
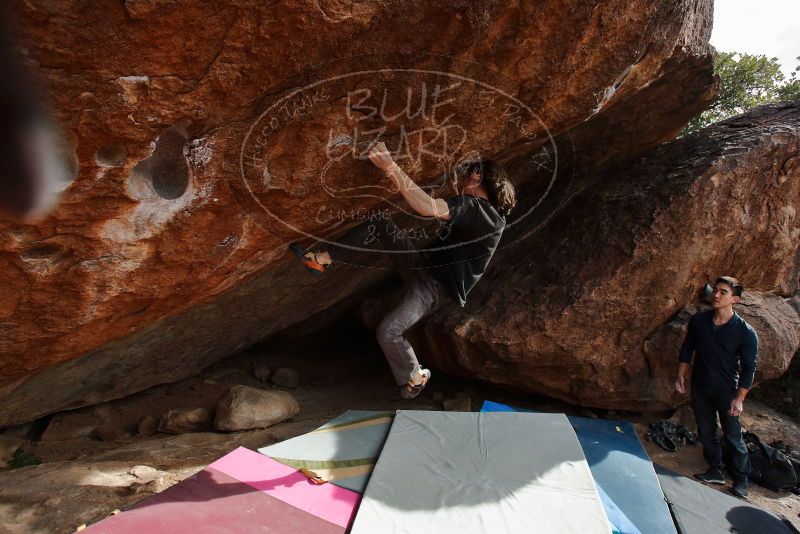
top-left (736, 387), bottom-right (749, 401)
top-left (678, 362), bottom-right (690, 379)
top-left (384, 163), bottom-right (447, 218)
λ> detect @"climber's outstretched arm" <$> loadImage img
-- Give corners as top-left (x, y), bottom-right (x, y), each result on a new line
top-left (367, 142), bottom-right (451, 220)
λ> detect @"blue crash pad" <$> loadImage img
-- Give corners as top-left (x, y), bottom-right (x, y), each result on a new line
top-left (481, 401), bottom-right (676, 534)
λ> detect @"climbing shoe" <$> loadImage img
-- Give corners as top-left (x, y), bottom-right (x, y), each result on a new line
top-left (401, 369), bottom-right (431, 400)
top-left (289, 243), bottom-right (327, 276)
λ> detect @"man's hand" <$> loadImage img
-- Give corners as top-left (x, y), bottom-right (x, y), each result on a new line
top-left (367, 142), bottom-right (395, 173)
top-left (675, 375), bottom-right (686, 394)
top-left (675, 362), bottom-right (690, 394)
top-left (729, 398), bottom-right (744, 416)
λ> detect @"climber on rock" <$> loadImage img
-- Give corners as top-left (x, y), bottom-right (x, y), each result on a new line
top-left (290, 141), bottom-right (516, 399)
top-left (674, 276), bottom-right (758, 499)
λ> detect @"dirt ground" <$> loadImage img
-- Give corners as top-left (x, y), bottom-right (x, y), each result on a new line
top-left (640, 403), bottom-right (800, 529)
top-left (1, 317), bottom-right (798, 533)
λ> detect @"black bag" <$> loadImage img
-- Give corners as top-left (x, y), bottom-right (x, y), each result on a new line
top-left (770, 440), bottom-right (800, 494)
top-left (744, 432), bottom-right (798, 491)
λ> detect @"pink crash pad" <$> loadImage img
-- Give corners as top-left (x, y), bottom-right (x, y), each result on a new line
top-left (84, 447), bottom-right (360, 533)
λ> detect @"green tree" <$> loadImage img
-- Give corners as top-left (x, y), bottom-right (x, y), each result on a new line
top-left (683, 52), bottom-right (800, 135)
top-left (776, 59), bottom-right (800, 101)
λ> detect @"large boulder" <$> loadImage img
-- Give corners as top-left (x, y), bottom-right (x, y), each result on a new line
top-left (0, 0), bottom-right (715, 424)
top-left (213, 386), bottom-right (299, 431)
top-left (412, 101), bottom-right (800, 411)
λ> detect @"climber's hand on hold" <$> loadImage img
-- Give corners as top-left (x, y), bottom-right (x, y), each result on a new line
top-left (368, 142), bottom-right (395, 173)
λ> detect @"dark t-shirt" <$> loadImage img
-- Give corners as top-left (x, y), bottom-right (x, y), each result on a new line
top-left (422, 195), bottom-right (506, 307)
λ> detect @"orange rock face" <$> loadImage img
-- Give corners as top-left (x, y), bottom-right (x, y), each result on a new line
top-left (0, 0), bottom-right (714, 424)
top-left (415, 102), bottom-right (800, 412)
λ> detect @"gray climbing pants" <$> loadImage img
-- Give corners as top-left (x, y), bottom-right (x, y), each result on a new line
top-left (376, 269), bottom-right (447, 385)
top-left (328, 213), bottom-right (450, 385)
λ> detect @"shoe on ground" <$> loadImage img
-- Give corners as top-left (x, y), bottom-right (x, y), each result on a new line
top-left (730, 479), bottom-right (749, 499)
top-left (693, 468), bottom-right (725, 485)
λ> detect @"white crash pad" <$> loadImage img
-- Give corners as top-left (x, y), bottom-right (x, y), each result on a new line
top-left (351, 410), bottom-right (611, 534)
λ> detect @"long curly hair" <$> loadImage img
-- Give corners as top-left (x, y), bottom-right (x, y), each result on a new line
top-left (466, 160), bottom-right (516, 217)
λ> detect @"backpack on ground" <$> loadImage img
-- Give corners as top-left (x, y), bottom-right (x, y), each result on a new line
top-left (770, 439), bottom-right (800, 495)
top-left (743, 431), bottom-right (798, 492)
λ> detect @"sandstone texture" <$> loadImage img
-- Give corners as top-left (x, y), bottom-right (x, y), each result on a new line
top-left (0, 435), bottom-right (23, 469)
top-left (157, 407), bottom-right (211, 434)
top-left (213, 385), bottom-right (299, 431)
top-left (0, 0), bottom-right (714, 424)
top-left (253, 365), bottom-right (271, 383)
top-left (136, 416), bottom-right (157, 437)
top-left (0, 458), bottom-right (190, 534)
top-left (90, 424), bottom-right (132, 443)
top-left (270, 367), bottom-right (300, 389)
top-left (412, 102), bottom-right (800, 411)
top-left (40, 412), bottom-right (98, 442)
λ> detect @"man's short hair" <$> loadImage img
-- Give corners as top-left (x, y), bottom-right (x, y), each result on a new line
top-left (715, 276), bottom-right (743, 297)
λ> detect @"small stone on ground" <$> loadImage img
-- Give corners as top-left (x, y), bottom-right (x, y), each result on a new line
top-left (157, 408), bottom-right (211, 434)
top-left (271, 368), bottom-right (300, 388)
top-left (254, 365), bottom-right (271, 383)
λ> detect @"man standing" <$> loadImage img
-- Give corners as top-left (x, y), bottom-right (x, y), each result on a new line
top-left (291, 142), bottom-right (515, 399)
top-left (675, 276), bottom-right (758, 498)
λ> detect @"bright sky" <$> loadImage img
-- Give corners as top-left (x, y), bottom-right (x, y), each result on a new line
top-left (711, 0), bottom-right (800, 77)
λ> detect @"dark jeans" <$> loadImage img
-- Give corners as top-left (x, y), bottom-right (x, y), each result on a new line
top-left (692, 385), bottom-right (751, 482)
top-left (329, 214), bottom-right (449, 385)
